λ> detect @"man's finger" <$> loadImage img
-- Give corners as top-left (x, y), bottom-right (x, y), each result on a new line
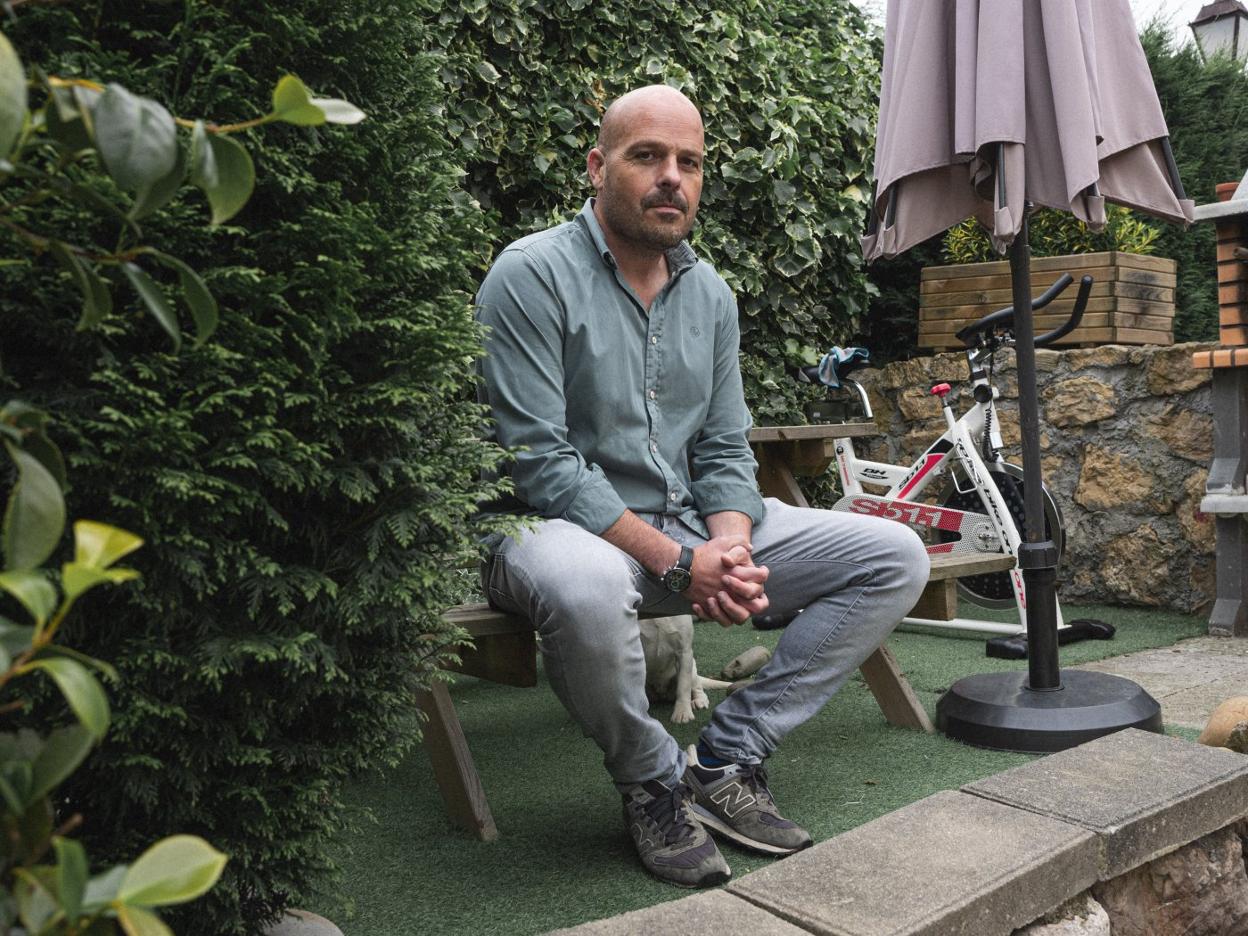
top-left (722, 573), bottom-right (765, 600)
top-left (714, 590), bottom-right (753, 626)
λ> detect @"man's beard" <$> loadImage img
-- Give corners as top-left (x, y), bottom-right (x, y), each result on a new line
top-left (598, 186), bottom-right (695, 252)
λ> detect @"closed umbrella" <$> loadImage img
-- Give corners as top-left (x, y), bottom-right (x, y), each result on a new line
top-left (863, 0), bottom-right (1193, 753)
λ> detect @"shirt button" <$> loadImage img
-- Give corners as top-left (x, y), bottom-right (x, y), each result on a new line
top-left (648, 389), bottom-right (656, 400)
top-left (650, 336), bottom-right (658, 345)
top-left (650, 441), bottom-right (658, 453)
top-left (669, 492), bottom-right (678, 502)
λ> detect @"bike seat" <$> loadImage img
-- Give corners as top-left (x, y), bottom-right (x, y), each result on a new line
top-left (801, 346), bottom-right (871, 389)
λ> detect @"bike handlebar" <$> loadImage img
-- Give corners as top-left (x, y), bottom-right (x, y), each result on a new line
top-left (955, 273), bottom-right (1094, 348)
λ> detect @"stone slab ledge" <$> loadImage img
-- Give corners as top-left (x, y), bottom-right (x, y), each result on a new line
top-left (547, 730), bottom-right (1248, 936)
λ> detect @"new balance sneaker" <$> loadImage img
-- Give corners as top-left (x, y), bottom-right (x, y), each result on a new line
top-left (683, 745), bottom-right (813, 856)
top-left (621, 779), bottom-right (731, 888)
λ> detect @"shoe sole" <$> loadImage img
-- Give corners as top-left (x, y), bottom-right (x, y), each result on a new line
top-left (691, 803), bottom-right (812, 857)
top-left (645, 866), bottom-right (732, 889)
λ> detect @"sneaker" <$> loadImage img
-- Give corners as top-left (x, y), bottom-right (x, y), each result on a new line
top-left (621, 779), bottom-right (731, 888)
top-left (683, 745), bottom-right (813, 856)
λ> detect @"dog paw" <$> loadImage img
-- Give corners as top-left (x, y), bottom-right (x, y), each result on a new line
top-left (692, 689), bottom-right (710, 709)
top-left (670, 703), bottom-right (694, 724)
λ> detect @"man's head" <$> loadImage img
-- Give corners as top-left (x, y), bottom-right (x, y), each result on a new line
top-left (587, 85), bottom-right (704, 256)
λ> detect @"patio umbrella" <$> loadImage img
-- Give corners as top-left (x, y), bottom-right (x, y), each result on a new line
top-left (863, 0), bottom-right (1193, 753)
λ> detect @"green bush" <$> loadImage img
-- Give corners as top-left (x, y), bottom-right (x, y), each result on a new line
top-left (2, 2), bottom-right (503, 932)
top-left (1142, 22), bottom-right (1248, 342)
top-left (942, 205), bottom-right (1162, 265)
top-left (430, 0), bottom-right (880, 423)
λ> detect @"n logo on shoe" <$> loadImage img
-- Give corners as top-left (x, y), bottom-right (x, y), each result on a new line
top-left (710, 781), bottom-right (756, 818)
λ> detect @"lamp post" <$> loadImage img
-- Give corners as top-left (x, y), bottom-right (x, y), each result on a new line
top-left (1191, 1), bottom-right (1248, 62)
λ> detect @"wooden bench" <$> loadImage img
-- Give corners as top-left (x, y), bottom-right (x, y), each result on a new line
top-left (420, 423), bottom-right (1016, 840)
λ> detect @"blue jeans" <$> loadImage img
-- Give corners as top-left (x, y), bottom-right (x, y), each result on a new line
top-left (483, 498), bottom-right (929, 789)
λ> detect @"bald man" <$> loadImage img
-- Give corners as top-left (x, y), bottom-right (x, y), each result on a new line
top-left (475, 85), bottom-right (927, 887)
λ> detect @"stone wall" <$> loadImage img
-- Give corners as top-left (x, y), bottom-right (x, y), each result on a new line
top-left (850, 341), bottom-right (1218, 613)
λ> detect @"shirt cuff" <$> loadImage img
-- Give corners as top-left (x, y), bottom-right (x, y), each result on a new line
top-left (560, 468), bottom-right (629, 535)
top-left (690, 481), bottom-right (766, 527)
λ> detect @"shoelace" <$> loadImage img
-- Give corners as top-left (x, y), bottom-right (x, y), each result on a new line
top-left (643, 782), bottom-right (699, 845)
top-left (737, 763), bottom-right (776, 807)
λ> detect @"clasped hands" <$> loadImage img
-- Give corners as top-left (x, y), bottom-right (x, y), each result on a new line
top-left (685, 533), bottom-right (769, 628)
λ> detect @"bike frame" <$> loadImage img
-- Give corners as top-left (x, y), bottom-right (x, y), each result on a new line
top-left (830, 348), bottom-right (1064, 637)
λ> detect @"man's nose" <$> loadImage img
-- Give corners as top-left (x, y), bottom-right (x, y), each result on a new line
top-left (656, 154), bottom-right (681, 188)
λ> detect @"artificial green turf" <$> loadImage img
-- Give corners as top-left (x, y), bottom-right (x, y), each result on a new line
top-left (314, 604), bottom-right (1206, 935)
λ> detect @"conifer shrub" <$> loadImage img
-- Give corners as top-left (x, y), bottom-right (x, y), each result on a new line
top-left (2, 2), bottom-right (503, 931)
top-left (429, 0), bottom-right (880, 423)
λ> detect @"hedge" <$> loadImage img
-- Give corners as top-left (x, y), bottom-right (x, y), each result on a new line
top-left (2, 2), bottom-right (503, 932)
top-left (430, 0), bottom-right (880, 423)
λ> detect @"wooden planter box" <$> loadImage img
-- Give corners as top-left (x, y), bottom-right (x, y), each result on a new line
top-left (918, 251), bottom-right (1177, 352)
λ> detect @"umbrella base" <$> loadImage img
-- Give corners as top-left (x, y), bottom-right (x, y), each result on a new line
top-left (936, 669), bottom-right (1161, 753)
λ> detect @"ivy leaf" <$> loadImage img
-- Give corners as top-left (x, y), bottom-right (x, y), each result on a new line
top-left (122, 263), bottom-right (180, 351)
top-left (0, 32), bottom-right (25, 157)
top-left (190, 124), bottom-right (254, 225)
top-left (2, 441), bottom-right (65, 571)
top-left (475, 61), bottom-right (501, 84)
top-left (93, 84), bottom-right (178, 194)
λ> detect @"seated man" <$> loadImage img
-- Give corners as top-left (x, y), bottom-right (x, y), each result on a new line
top-left (475, 84), bottom-right (928, 888)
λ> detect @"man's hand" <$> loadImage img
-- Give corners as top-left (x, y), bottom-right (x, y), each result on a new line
top-left (688, 535), bottom-right (769, 627)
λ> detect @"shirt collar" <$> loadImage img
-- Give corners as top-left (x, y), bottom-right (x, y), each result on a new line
top-left (576, 198), bottom-right (699, 274)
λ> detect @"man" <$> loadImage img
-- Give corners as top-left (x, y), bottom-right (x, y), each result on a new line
top-left (475, 85), bottom-right (928, 888)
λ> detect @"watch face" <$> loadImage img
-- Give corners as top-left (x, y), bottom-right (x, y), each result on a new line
top-left (664, 567), bottom-right (692, 593)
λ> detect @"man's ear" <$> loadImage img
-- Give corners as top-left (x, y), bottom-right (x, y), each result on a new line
top-left (586, 147), bottom-right (606, 192)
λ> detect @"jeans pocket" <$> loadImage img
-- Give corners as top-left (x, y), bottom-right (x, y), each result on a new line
top-left (484, 552), bottom-right (516, 612)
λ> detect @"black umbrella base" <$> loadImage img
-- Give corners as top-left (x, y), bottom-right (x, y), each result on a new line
top-left (936, 669), bottom-right (1162, 753)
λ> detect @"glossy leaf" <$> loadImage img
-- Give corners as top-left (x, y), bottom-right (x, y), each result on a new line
top-left (117, 835), bottom-right (227, 907)
top-left (32, 725), bottom-right (96, 803)
top-left (25, 658), bottom-right (109, 739)
top-left (122, 263), bottom-right (180, 351)
top-left (0, 570), bottom-right (53, 625)
top-left (0, 32), bottom-right (25, 157)
top-left (93, 84), bottom-right (178, 193)
top-left (82, 865), bottom-right (126, 913)
top-left (2, 442), bottom-right (64, 570)
top-left (49, 241), bottom-right (112, 330)
top-left (61, 561), bottom-right (139, 601)
top-left (189, 129), bottom-right (254, 225)
top-left (20, 427), bottom-right (68, 490)
top-left (14, 868), bottom-right (57, 934)
top-left (45, 86), bottom-right (92, 151)
top-left (74, 519), bottom-right (143, 570)
top-left (271, 74), bottom-right (324, 125)
top-left (310, 98), bottom-right (366, 125)
top-left (149, 252), bottom-right (218, 345)
top-left (130, 144), bottom-right (186, 220)
top-left (117, 903), bottom-right (173, 936)
top-left (53, 836), bottom-right (89, 920)
top-left (35, 644), bottom-right (118, 682)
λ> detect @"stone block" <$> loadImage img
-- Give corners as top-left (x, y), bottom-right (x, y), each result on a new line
top-left (1090, 826), bottom-right (1248, 936)
top-left (1074, 447), bottom-right (1152, 510)
top-left (262, 910), bottom-right (344, 936)
top-left (964, 729), bottom-right (1248, 879)
top-left (544, 891), bottom-right (807, 935)
top-left (1042, 377), bottom-right (1117, 427)
top-left (727, 791), bottom-right (1098, 936)
top-left (1014, 893), bottom-right (1110, 935)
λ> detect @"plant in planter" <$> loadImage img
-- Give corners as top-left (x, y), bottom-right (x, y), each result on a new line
top-left (917, 207), bottom-right (1177, 352)
top-left (0, 22), bottom-right (361, 933)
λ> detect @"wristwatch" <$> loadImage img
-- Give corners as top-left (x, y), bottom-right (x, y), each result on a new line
top-left (661, 545), bottom-right (695, 593)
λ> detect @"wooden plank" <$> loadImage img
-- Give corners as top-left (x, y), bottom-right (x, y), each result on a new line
top-left (921, 295), bottom-right (1173, 320)
top-left (919, 326), bottom-right (1173, 350)
top-left (910, 578), bottom-right (958, 620)
top-left (417, 681), bottom-right (499, 841)
top-left (920, 252), bottom-right (1175, 280)
top-left (920, 265), bottom-right (1176, 294)
top-left (748, 422), bottom-right (878, 442)
top-left (927, 553), bottom-right (1016, 581)
top-left (754, 448), bottom-right (809, 507)
top-left (450, 631), bottom-right (537, 687)
top-left (444, 603), bottom-right (530, 637)
top-left (1221, 325), bottom-right (1248, 346)
top-left (858, 645), bottom-right (934, 733)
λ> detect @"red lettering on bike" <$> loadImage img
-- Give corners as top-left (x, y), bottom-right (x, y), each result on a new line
top-left (898, 453), bottom-right (944, 498)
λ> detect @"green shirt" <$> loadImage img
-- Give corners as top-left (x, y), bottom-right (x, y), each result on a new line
top-left (476, 199), bottom-right (764, 538)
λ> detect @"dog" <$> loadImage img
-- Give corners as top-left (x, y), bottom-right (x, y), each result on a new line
top-left (639, 615), bottom-right (735, 723)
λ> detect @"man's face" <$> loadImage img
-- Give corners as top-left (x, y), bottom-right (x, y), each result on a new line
top-left (588, 101), bottom-right (704, 254)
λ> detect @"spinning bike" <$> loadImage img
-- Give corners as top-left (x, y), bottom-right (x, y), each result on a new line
top-left (810, 272), bottom-right (1113, 657)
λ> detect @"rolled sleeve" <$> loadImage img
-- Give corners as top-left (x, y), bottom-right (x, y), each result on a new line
top-left (476, 249), bottom-right (628, 534)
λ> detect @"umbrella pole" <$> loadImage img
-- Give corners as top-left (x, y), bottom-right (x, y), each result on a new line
top-left (1007, 214), bottom-right (1061, 691)
top-left (934, 212), bottom-right (1163, 753)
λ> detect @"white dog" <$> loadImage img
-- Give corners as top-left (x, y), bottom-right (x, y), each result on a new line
top-left (639, 615), bottom-right (734, 723)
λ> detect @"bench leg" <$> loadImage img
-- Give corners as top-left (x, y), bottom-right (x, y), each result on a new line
top-left (417, 680), bottom-right (499, 842)
top-left (858, 645), bottom-right (935, 733)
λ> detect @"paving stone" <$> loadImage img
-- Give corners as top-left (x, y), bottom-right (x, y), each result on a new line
top-left (544, 890), bottom-right (806, 935)
top-left (1073, 639), bottom-right (1248, 730)
top-left (727, 790), bottom-right (1098, 936)
top-left (261, 910), bottom-right (343, 936)
top-left (964, 728), bottom-right (1248, 878)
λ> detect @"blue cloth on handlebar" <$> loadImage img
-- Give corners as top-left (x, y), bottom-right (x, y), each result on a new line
top-left (815, 346), bottom-right (870, 389)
